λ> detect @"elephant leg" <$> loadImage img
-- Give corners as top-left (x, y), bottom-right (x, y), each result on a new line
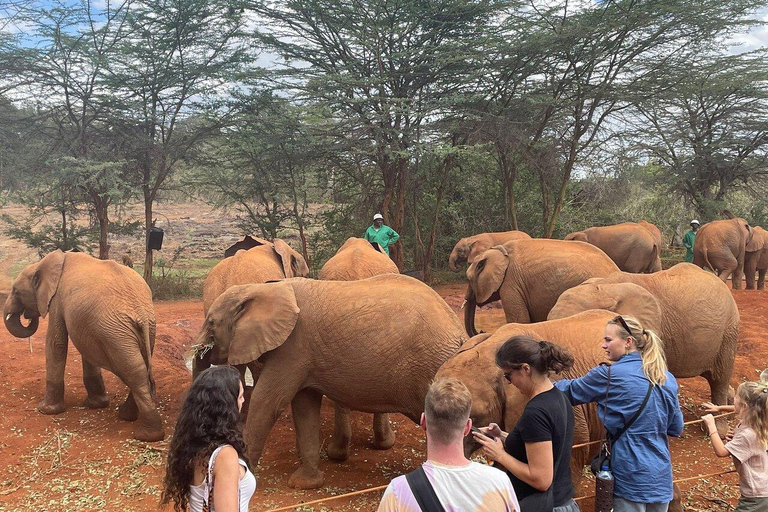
top-left (372, 413), bottom-right (395, 450)
top-left (500, 289), bottom-right (531, 323)
top-left (327, 403), bottom-right (352, 462)
top-left (703, 326), bottom-right (737, 435)
top-left (82, 360), bottom-right (109, 409)
top-left (744, 255), bottom-right (757, 289)
top-left (733, 256), bottom-right (745, 289)
top-left (758, 269), bottom-right (766, 290)
top-left (287, 388), bottom-right (325, 489)
top-left (39, 320), bottom-right (69, 415)
top-left (118, 392), bottom-right (139, 421)
top-left (114, 366), bottom-right (164, 441)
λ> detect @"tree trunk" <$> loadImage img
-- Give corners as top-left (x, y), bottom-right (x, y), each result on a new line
top-left (143, 192), bottom-right (154, 283)
top-left (95, 200), bottom-right (110, 260)
top-left (422, 154), bottom-right (453, 284)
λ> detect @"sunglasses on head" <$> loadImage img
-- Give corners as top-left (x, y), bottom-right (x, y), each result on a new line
top-left (613, 315), bottom-right (634, 338)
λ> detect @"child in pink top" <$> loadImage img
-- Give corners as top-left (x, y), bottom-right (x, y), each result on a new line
top-left (703, 381), bottom-right (768, 512)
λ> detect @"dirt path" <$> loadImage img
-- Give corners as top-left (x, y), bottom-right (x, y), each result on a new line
top-left (0, 286), bottom-right (764, 511)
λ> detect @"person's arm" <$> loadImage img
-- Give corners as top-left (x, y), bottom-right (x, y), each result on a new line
top-left (554, 364), bottom-right (609, 406)
top-left (364, 227), bottom-right (372, 241)
top-left (388, 227), bottom-right (400, 244)
top-left (212, 446), bottom-right (243, 512)
top-left (668, 397), bottom-right (684, 437)
top-left (683, 232), bottom-right (693, 250)
top-left (702, 414), bottom-right (731, 458)
top-left (701, 402), bottom-right (735, 414)
top-left (376, 481), bottom-right (400, 512)
top-left (474, 435), bottom-right (554, 491)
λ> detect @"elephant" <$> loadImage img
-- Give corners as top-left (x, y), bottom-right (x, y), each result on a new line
top-left (463, 239), bottom-right (619, 336)
top-left (195, 274), bottom-right (466, 489)
top-left (435, 309), bottom-right (611, 488)
top-left (744, 226), bottom-right (768, 290)
top-left (564, 221), bottom-right (662, 273)
top-left (202, 237), bottom-right (309, 316)
top-left (3, 250), bottom-right (163, 441)
top-left (319, 237), bottom-right (398, 280)
top-left (693, 214), bottom-right (753, 289)
top-left (319, 236), bottom-right (399, 461)
top-left (448, 230), bottom-right (531, 271)
top-left (548, 263), bottom-right (739, 409)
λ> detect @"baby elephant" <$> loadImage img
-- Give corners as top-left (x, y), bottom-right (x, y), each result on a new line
top-left (3, 250), bottom-right (163, 442)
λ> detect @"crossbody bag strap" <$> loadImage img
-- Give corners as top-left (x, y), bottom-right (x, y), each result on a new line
top-left (612, 381), bottom-right (654, 442)
top-left (405, 466), bottom-right (446, 512)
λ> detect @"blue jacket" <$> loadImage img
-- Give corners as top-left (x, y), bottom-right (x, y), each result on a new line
top-left (554, 353), bottom-right (684, 503)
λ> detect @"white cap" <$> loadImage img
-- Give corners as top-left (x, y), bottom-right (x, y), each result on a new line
top-left (373, 213), bottom-right (384, 221)
top-left (691, 219), bottom-right (700, 225)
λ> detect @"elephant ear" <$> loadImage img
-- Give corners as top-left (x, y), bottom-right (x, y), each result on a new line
top-left (468, 245), bottom-right (509, 304)
top-left (228, 282), bottom-right (300, 366)
top-left (273, 239), bottom-right (309, 278)
top-left (746, 225), bottom-right (764, 252)
top-left (565, 232), bottom-right (587, 242)
top-left (34, 250), bottom-right (65, 318)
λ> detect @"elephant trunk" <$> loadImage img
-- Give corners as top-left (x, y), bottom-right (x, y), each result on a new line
top-left (448, 251), bottom-right (462, 272)
top-left (192, 347), bottom-right (212, 380)
top-left (4, 311), bottom-right (39, 338)
top-left (464, 286), bottom-right (479, 337)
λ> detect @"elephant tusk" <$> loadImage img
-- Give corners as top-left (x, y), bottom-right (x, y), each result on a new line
top-left (460, 299), bottom-right (467, 310)
top-left (5, 314), bottom-right (10, 321)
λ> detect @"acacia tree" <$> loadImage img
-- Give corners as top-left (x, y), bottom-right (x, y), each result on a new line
top-left (249, 0), bottom-right (500, 268)
top-left (631, 52), bottom-right (768, 219)
top-left (107, 0), bottom-right (248, 281)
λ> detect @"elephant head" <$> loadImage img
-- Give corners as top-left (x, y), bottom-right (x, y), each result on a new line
top-left (464, 245), bottom-right (508, 336)
top-left (564, 231), bottom-right (588, 242)
top-left (449, 237), bottom-right (478, 271)
top-left (273, 239), bottom-right (310, 278)
top-left (746, 226), bottom-right (765, 253)
top-left (194, 281), bottom-right (300, 374)
top-left (548, 281), bottom-right (663, 334)
top-left (3, 250), bottom-right (65, 338)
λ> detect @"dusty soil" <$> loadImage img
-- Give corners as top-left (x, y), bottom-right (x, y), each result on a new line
top-left (0, 280), bottom-right (764, 510)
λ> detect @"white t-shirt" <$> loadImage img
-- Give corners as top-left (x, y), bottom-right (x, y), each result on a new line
top-left (377, 460), bottom-right (519, 512)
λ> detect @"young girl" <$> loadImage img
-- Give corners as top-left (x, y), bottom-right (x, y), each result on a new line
top-left (703, 381), bottom-right (768, 511)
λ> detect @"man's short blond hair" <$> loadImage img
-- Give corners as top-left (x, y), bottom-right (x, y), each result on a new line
top-left (424, 377), bottom-right (472, 444)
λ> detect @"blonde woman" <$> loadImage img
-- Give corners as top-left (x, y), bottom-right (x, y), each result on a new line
top-left (554, 316), bottom-right (684, 512)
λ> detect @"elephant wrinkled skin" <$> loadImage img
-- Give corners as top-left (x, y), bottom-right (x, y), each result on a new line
top-left (549, 263), bottom-right (739, 409)
top-left (564, 221), bottom-right (662, 273)
top-left (745, 226), bottom-right (768, 290)
top-left (693, 216), bottom-right (753, 289)
top-left (464, 239), bottom-right (619, 335)
top-left (196, 275), bottom-right (466, 489)
top-left (319, 236), bottom-right (400, 461)
top-left (448, 230), bottom-right (531, 271)
top-left (3, 250), bottom-right (163, 442)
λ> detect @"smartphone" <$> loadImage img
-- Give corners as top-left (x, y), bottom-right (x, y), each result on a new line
top-left (471, 426), bottom-right (492, 439)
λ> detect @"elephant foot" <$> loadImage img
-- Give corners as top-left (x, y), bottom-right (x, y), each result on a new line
top-left (83, 394), bottom-right (109, 409)
top-left (134, 425), bottom-right (165, 442)
top-left (326, 440), bottom-right (351, 462)
top-left (287, 466), bottom-right (324, 489)
top-left (117, 400), bottom-right (139, 422)
top-left (38, 400), bottom-right (66, 415)
top-left (373, 430), bottom-right (396, 450)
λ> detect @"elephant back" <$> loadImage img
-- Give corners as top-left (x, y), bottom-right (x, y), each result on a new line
top-left (319, 237), bottom-right (399, 281)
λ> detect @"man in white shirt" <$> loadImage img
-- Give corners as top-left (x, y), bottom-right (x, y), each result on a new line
top-left (377, 377), bottom-right (519, 512)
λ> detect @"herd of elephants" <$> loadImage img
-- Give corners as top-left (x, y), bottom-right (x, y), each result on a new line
top-left (1, 215), bottom-right (763, 492)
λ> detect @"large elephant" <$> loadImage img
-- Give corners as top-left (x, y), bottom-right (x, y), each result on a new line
top-left (435, 310), bottom-right (611, 487)
top-left (464, 239), bottom-right (619, 335)
top-left (564, 221), bottom-right (662, 273)
top-left (3, 250), bottom-right (163, 441)
top-left (693, 215), bottom-right (753, 289)
top-left (319, 237), bottom-right (398, 280)
top-left (195, 275), bottom-right (466, 489)
top-left (319, 236), bottom-right (399, 461)
top-left (548, 263), bottom-right (739, 408)
top-left (448, 230), bottom-right (531, 271)
top-left (745, 226), bottom-right (768, 290)
top-left (202, 237), bottom-right (309, 315)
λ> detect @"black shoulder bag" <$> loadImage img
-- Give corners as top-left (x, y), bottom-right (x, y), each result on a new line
top-left (590, 365), bottom-right (654, 474)
top-left (406, 466), bottom-right (446, 512)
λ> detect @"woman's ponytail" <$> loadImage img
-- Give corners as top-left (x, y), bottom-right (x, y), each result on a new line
top-left (496, 336), bottom-right (574, 375)
top-left (539, 340), bottom-right (575, 375)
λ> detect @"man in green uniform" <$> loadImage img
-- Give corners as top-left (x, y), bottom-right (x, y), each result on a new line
top-left (683, 219), bottom-right (699, 262)
top-left (364, 213), bottom-right (400, 256)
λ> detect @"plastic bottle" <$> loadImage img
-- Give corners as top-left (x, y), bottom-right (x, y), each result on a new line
top-left (595, 464), bottom-right (614, 512)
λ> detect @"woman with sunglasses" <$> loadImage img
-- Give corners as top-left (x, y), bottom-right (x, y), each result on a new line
top-left (554, 315), bottom-right (684, 512)
top-left (473, 335), bottom-right (578, 512)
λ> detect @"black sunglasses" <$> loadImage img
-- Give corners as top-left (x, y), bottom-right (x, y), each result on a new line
top-left (502, 364), bottom-right (524, 382)
top-left (613, 315), bottom-right (634, 338)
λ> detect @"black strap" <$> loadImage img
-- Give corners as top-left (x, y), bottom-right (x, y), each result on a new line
top-left (612, 381), bottom-right (654, 442)
top-left (406, 466), bottom-right (445, 512)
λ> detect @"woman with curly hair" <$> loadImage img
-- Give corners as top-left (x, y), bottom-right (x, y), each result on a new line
top-left (161, 366), bottom-right (256, 512)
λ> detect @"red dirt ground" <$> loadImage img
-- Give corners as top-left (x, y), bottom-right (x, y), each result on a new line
top-left (0, 284), bottom-right (765, 511)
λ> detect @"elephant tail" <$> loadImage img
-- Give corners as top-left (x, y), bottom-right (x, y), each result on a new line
top-left (139, 320), bottom-right (156, 398)
top-left (701, 247), bottom-right (716, 273)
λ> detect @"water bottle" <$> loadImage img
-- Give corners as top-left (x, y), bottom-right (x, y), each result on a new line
top-left (595, 464), bottom-right (614, 512)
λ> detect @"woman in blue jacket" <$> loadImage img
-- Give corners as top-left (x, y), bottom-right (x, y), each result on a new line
top-left (555, 315), bottom-right (684, 512)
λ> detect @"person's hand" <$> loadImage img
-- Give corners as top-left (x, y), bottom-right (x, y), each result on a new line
top-left (701, 414), bottom-right (717, 435)
top-left (473, 430), bottom-right (506, 462)
top-left (725, 427), bottom-right (734, 442)
top-left (701, 402), bottom-right (721, 414)
top-left (480, 423), bottom-right (502, 439)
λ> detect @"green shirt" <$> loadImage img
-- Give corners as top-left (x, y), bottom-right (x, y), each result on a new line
top-left (683, 230), bottom-right (696, 262)
top-left (364, 224), bottom-right (400, 255)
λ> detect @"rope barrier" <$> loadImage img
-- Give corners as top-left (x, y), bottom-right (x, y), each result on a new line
top-left (263, 411), bottom-right (737, 511)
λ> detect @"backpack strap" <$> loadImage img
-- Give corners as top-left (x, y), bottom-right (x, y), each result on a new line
top-left (203, 445), bottom-right (231, 511)
top-left (405, 466), bottom-right (446, 512)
